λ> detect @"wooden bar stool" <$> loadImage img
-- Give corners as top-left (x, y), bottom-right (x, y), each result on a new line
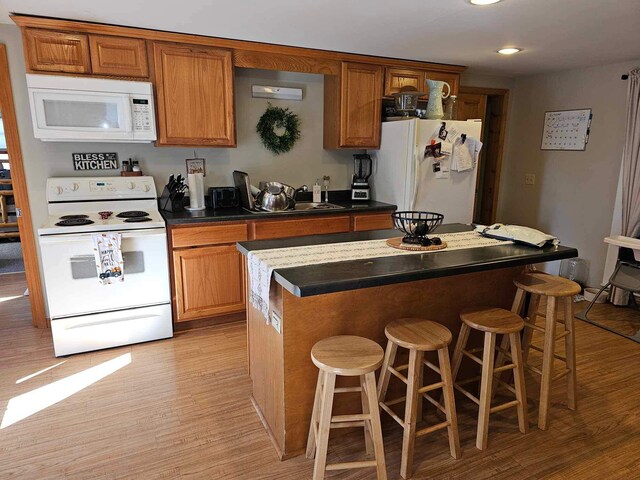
top-left (451, 307), bottom-right (529, 450)
top-left (306, 335), bottom-right (387, 480)
top-left (509, 272), bottom-right (580, 430)
top-left (377, 318), bottom-right (460, 479)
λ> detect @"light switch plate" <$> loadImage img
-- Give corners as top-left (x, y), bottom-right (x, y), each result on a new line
top-left (271, 311), bottom-right (282, 334)
top-left (525, 173), bottom-right (536, 185)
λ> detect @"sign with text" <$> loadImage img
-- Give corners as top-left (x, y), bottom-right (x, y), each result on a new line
top-left (72, 153), bottom-right (119, 171)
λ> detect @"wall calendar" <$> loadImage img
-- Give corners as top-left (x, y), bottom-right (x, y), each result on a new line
top-left (541, 109), bottom-right (592, 151)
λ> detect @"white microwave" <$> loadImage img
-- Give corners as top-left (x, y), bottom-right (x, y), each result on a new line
top-left (26, 74), bottom-right (156, 143)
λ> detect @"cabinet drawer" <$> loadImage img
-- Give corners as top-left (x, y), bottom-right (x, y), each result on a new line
top-left (171, 223), bottom-right (248, 248)
top-left (89, 35), bottom-right (149, 77)
top-left (252, 216), bottom-right (350, 240)
top-left (352, 213), bottom-right (393, 232)
top-left (24, 28), bottom-right (91, 74)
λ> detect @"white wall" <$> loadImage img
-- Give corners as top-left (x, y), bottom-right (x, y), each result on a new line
top-left (497, 59), bottom-right (639, 286)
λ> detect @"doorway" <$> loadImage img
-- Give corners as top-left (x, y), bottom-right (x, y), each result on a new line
top-left (457, 87), bottom-right (510, 226)
top-left (0, 44), bottom-right (47, 328)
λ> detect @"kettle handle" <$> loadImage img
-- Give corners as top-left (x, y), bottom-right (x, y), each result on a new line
top-left (441, 82), bottom-right (451, 99)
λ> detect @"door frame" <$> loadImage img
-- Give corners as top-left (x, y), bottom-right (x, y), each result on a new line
top-left (460, 86), bottom-right (510, 225)
top-left (0, 44), bottom-right (47, 328)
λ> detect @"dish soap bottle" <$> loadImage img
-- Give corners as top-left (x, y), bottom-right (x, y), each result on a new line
top-left (312, 179), bottom-right (322, 203)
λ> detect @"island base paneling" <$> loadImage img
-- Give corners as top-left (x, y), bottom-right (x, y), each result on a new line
top-left (246, 266), bottom-right (523, 460)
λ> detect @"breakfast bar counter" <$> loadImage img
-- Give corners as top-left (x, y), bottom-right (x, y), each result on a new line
top-left (237, 224), bottom-right (577, 460)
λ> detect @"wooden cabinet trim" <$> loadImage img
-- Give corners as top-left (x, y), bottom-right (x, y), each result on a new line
top-left (352, 213), bottom-right (393, 232)
top-left (171, 222), bottom-right (248, 248)
top-left (251, 215), bottom-right (351, 240)
top-left (12, 14), bottom-right (466, 75)
top-left (89, 34), bottom-right (149, 77)
top-left (23, 28), bottom-right (90, 74)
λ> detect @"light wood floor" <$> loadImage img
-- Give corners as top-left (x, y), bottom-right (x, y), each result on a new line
top-left (1, 272), bottom-right (639, 479)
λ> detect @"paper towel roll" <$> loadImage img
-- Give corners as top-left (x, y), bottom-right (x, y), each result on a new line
top-left (187, 173), bottom-right (205, 210)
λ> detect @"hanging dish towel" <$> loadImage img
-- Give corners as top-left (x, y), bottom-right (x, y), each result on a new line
top-left (475, 223), bottom-right (559, 247)
top-left (92, 233), bottom-right (124, 285)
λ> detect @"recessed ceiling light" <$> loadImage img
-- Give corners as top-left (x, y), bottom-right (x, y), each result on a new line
top-left (469, 0), bottom-right (502, 5)
top-left (498, 48), bottom-right (522, 55)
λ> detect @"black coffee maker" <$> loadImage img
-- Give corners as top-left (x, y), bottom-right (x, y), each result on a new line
top-left (351, 154), bottom-right (373, 201)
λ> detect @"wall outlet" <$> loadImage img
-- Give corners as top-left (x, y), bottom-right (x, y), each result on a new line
top-left (525, 173), bottom-right (536, 185)
top-left (271, 311), bottom-right (282, 334)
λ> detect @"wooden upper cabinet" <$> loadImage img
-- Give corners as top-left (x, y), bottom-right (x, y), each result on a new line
top-left (153, 42), bottom-right (236, 147)
top-left (89, 35), bottom-right (148, 77)
top-left (384, 68), bottom-right (426, 97)
top-left (324, 62), bottom-right (383, 149)
top-left (23, 28), bottom-right (91, 74)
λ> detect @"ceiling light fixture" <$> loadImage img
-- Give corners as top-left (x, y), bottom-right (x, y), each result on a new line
top-left (469, 0), bottom-right (502, 5)
top-left (498, 48), bottom-right (521, 55)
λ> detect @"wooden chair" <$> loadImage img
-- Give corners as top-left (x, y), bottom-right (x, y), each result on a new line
top-left (451, 307), bottom-right (529, 450)
top-left (377, 318), bottom-right (460, 479)
top-left (306, 335), bottom-right (387, 480)
top-left (506, 272), bottom-right (580, 430)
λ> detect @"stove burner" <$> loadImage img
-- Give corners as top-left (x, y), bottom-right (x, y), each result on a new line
top-left (123, 217), bottom-right (152, 223)
top-left (59, 214), bottom-right (90, 220)
top-left (55, 218), bottom-right (95, 227)
top-left (117, 211), bottom-right (149, 218)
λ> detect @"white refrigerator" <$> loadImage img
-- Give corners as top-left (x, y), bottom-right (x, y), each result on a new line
top-left (368, 118), bottom-right (483, 224)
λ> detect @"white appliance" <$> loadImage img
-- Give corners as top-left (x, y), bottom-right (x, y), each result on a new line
top-left (369, 118), bottom-right (483, 224)
top-left (38, 176), bottom-right (172, 356)
top-left (26, 74), bottom-right (156, 143)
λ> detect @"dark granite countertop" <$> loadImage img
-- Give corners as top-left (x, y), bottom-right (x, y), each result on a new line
top-left (160, 190), bottom-right (396, 225)
top-left (237, 224), bottom-right (578, 297)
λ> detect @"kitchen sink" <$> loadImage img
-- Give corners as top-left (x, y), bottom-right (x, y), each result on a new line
top-left (293, 202), bottom-right (344, 211)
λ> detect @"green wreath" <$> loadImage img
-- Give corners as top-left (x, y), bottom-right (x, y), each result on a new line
top-left (256, 103), bottom-right (301, 155)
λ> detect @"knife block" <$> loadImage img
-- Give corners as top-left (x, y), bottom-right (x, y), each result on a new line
top-left (159, 186), bottom-right (185, 213)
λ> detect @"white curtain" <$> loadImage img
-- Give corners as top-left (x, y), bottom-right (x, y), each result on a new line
top-left (613, 68), bottom-right (640, 304)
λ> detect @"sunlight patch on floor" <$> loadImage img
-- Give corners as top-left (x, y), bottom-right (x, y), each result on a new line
top-left (1, 353), bottom-right (131, 429)
top-left (16, 361), bottom-right (66, 384)
top-left (0, 295), bottom-right (22, 303)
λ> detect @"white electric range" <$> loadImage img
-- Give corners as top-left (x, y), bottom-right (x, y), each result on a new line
top-left (38, 176), bottom-right (172, 356)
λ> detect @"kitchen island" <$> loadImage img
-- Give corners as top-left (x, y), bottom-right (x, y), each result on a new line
top-left (237, 224), bottom-right (578, 460)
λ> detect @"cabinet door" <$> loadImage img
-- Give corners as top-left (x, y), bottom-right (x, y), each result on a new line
top-left (352, 213), bottom-right (393, 232)
top-left (384, 68), bottom-right (425, 97)
top-left (173, 245), bottom-right (245, 322)
top-left (89, 35), bottom-right (148, 77)
top-left (23, 28), bottom-right (90, 74)
top-left (153, 42), bottom-right (236, 146)
top-left (252, 216), bottom-right (351, 240)
top-left (339, 62), bottom-right (383, 148)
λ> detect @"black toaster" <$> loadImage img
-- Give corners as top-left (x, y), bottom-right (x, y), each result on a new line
top-left (206, 187), bottom-right (241, 209)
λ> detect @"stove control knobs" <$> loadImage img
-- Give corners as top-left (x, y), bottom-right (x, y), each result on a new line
top-left (128, 182), bottom-right (136, 190)
top-left (142, 184), bottom-right (151, 192)
top-left (72, 183), bottom-right (79, 191)
top-left (55, 186), bottom-right (63, 194)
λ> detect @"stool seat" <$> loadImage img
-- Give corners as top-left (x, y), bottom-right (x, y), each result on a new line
top-left (385, 318), bottom-right (452, 351)
top-left (514, 272), bottom-right (581, 297)
top-left (311, 335), bottom-right (384, 376)
top-left (460, 307), bottom-right (524, 333)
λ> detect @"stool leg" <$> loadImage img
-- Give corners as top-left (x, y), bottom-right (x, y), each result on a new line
top-left (563, 296), bottom-right (577, 410)
top-left (400, 349), bottom-right (423, 479)
top-left (451, 323), bottom-right (470, 382)
top-left (509, 332), bottom-right (529, 434)
top-left (360, 374), bottom-right (374, 455)
top-left (522, 294), bottom-right (541, 364)
top-left (438, 346), bottom-right (461, 459)
top-left (313, 372), bottom-right (336, 480)
top-left (493, 286), bottom-right (527, 395)
top-left (365, 372), bottom-right (388, 480)
top-left (377, 340), bottom-right (398, 403)
top-left (538, 296), bottom-right (557, 431)
top-left (476, 332), bottom-right (496, 450)
top-left (306, 370), bottom-right (325, 459)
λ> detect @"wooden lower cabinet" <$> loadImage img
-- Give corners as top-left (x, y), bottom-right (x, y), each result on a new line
top-left (352, 213), bottom-right (393, 231)
top-left (173, 244), bottom-right (245, 322)
top-left (251, 215), bottom-right (350, 240)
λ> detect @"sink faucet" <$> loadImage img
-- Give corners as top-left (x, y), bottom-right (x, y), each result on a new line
top-left (322, 176), bottom-right (330, 203)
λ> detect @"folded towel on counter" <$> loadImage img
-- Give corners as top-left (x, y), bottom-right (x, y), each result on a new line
top-left (92, 233), bottom-right (124, 285)
top-left (474, 223), bottom-right (559, 247)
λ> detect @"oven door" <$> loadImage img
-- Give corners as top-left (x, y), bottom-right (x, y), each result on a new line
top-left (39, 229), bottom-right (170, 318)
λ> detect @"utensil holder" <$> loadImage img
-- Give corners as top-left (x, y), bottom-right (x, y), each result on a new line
top-left (159, 186), bottom-right (185, 213)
